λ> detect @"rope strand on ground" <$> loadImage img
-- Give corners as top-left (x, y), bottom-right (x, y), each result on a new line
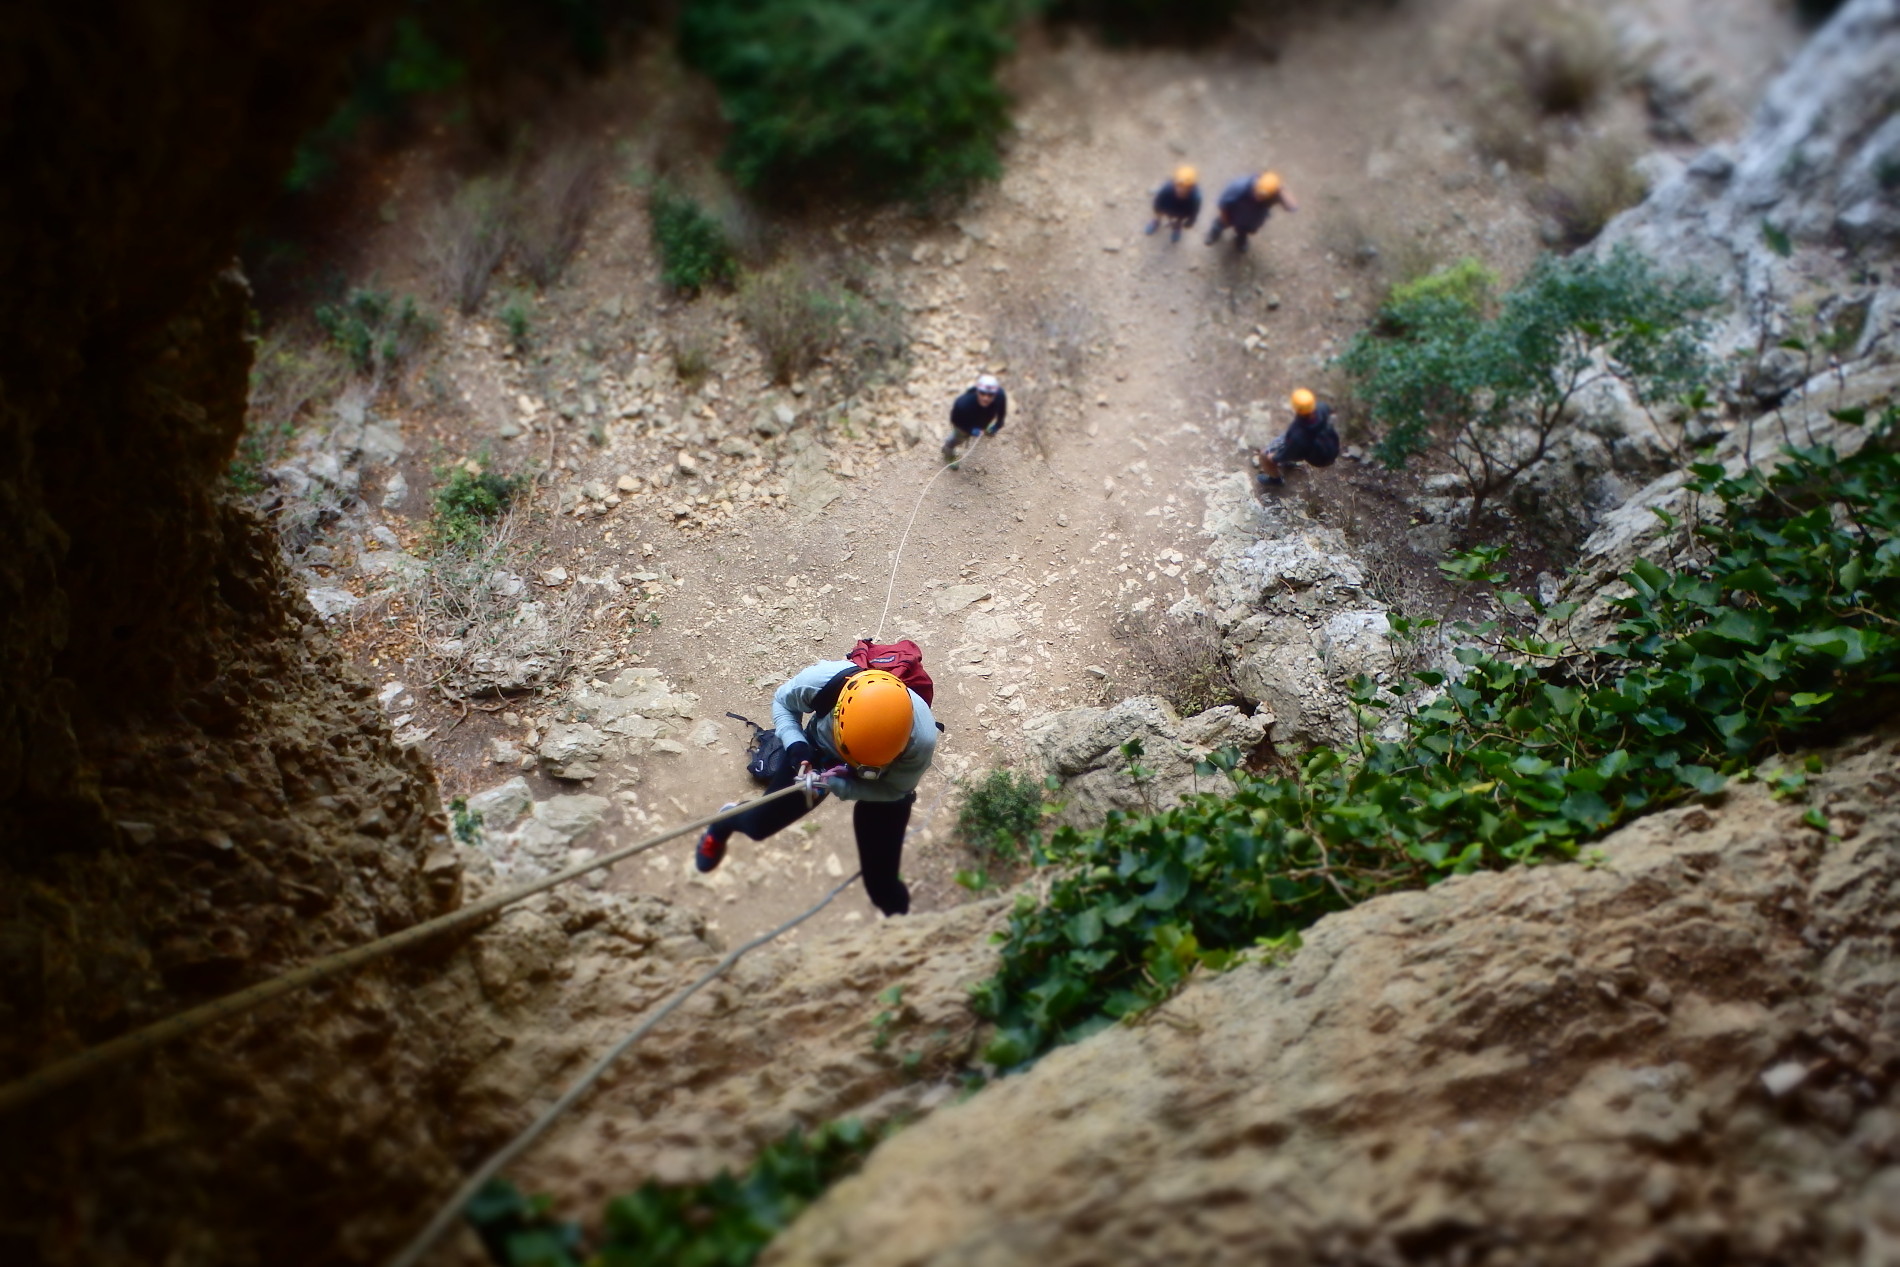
top-left (874, 432), bottom-right (981, 641)
top-left (0, 782), bottom-right (808, 1117)
top-left (388, 868), bottom-right (864, 1267)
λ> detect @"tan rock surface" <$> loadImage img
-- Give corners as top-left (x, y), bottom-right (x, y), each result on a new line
top-left (771, 734), bottom-right (1900, 1266)
top-left (436, 894), bottom-right (1010, 1241)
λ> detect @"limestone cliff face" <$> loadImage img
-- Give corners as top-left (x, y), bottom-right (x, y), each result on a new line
top-left (0, 6), bottom-right (504, 1265)
top-left (772, 734), bottom-right (1900, 1266)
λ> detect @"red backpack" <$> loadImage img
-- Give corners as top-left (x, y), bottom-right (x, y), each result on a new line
top-left (845, 638), bottom-right (934, 705)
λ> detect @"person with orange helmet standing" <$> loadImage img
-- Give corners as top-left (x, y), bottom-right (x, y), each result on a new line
top-left (696, 658), bottom-right (938, 916)
top-left (1257, 388), bottom-right (1341, 487)
top-left (1145, 165), bottom-right (1202, 243)
top-left (1207, 170), bottom-right (1298, 253)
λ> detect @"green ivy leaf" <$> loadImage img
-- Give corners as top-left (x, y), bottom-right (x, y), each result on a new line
top-left (1677, 765), bottom-right (1727, 796)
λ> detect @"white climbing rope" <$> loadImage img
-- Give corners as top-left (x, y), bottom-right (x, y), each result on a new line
top-left (387, 868), bottom-right (865, 1267)
top-left (873, 431), bottom-right (984, 642)
top-left (0, 783), bottom-right (808, 1116)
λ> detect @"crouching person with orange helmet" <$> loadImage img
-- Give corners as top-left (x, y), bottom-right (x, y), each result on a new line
top-left (1257, 388), bottom-right (1341, 487)
top-left (697, 661), bottom-right (937, 916)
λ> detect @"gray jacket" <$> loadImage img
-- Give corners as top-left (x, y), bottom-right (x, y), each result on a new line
top-left (771, 660), bottom-right (937, 801)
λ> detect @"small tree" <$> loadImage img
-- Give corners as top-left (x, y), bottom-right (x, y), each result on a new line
top-left (1340, 248), bottom-right (1715, 527)
top-left (680, 0), bottom-right (1022, 204)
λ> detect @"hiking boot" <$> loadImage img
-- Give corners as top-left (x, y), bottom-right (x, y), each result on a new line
top-left (696, 804), bottom-right (739, 873)
top-left (941, 441), bottom-right (962, 468)
top-left (1144, 218), bottom-right (1159, 236)
top-left (1235, 235), bottom-right (1249, 253)
top-left (1170, 223), bottom-right (1182, 243)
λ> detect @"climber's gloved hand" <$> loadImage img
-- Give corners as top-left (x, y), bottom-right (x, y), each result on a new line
top-left (784, 741), bottom-right (812, 771)
top-left (984, 422), bottom-right (1002, 436)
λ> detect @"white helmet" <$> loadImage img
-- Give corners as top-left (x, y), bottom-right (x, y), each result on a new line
top-left (975, 374), bottom-right (1001, 394)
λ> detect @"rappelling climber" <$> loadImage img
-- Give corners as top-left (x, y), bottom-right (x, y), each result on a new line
top-left (698, 657), bottom-right (938, 916)
top-left (1145, 165), bottom-right (1203, 243)
top-left (941, 373), bottom-right (1007, 468)
top-left (1206, 170), bottom-right (1299, 253)
top-left (1257, 388), bottom-right (1341, 487)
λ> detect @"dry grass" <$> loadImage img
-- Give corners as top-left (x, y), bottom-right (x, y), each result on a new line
top-left (738, 257), bottom-right (908, 393)
top-left (1467, 2), bottom-right (1619, 173)
top-left (1535, 135), bottom-right (1646, 248)
top-left (379, 504), bottom-right (588, 701)
top-left (424, 175), bottom-right (514, 315)
top-left (1317, 202), bottom-right (1446, 308)
top-left (670, 307), bottom-right (719, 388)
top-left (246, 325), bottom-right (349, 440)
top-left (1113, 606), bottom-right (1248, 717)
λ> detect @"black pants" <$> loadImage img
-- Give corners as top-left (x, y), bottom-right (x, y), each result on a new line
top-left (713, 764), bottom-right (914, 916)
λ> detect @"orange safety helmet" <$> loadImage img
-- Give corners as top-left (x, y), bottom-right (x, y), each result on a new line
top-left (833, 670), bottom-right (914, 769)
top-left (1254, 171), bottom-right (1282, 199)
top-left (1173, 164), bottom-right (1198, 192)
top-left (1290, 388), bottom-right (1318, 416)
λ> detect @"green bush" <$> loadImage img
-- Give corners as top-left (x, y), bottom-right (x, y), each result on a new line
top-left (649, 183), bottom-right (737, 294)
top-left (680, 0), bottom-right (1021, 203)
top-left (956, 768), bottom-right (1045, 863)
top-left (470, 1120), bottom-right (881, 1267)
top-left (499, 291), bottom-right (533, 353)
top-left (974, 408), bottom-right (1900, 1068)
top-left (314, 288), bottom-right (434, 377)
top-left (432, 462), bottom-right (525, 552)
top-left (1339, 248), bottom-right (1714, 524)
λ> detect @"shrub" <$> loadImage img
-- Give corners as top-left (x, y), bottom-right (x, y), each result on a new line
top-left (1339, 248), bottom-right (1714, 525)
top-left (499, 291), bottom-right (533, 353)
top-left (233, 328), bottom-right (348, 492)
top-left (314, 288), bottom-right (434, 379)
top-left (974, 411), bottom-right (1900, 1068)
top-left (1115, 607), bottom-right (1247, 717)
top-left (670, 312), bottom-right (717, 387)
top-left (737, 260), bottom-right (902, 387)
top-left (1494, 2), bottom-right (1617, 117)
top-left (424, 174), bottom-right (513, 315)
top-left (956, 768), bottom-right (1045, 864)
top-left (680, 0), bottom-right (1021, 204)
top-left (1536, 136), bottom-right (1646, 248)
top-left (649, 183), bottom-right (736, 295)
top-left (516, 143), bottom-right (603, 289)
top-left (431, 462), bottom-right (525, 552)
top-left (470, 1120), bottom-right (883, 1267)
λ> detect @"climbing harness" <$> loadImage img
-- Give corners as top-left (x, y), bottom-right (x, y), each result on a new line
top-left (387, 868), bottom-right (863, 1267)
top-left (0, 782), bottom-right (809, 1116)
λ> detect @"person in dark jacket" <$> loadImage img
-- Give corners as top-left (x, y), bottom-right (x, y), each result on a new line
top-left (1145, 165), bottom-right (1202, 243)
top-left (1206, 170), bottom-right (1299, 253)
top-left (941, 374), bottom-right (1007, 466)
top-left (1258, 388), bottom-right (1341, 486)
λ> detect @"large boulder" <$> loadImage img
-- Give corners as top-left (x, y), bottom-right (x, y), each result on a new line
top-left (771, 730), bottom-right (1900, 1266)
top-left (1602, 0), bottom-right (1900, 352)
top-left (1026, 697), bottom-right (1271, 828)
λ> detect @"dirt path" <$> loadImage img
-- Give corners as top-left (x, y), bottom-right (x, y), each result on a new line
top-left (603, 4), bottom-right (1559, 942)
top-left (289, 0), bottom-right (1802, 947)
